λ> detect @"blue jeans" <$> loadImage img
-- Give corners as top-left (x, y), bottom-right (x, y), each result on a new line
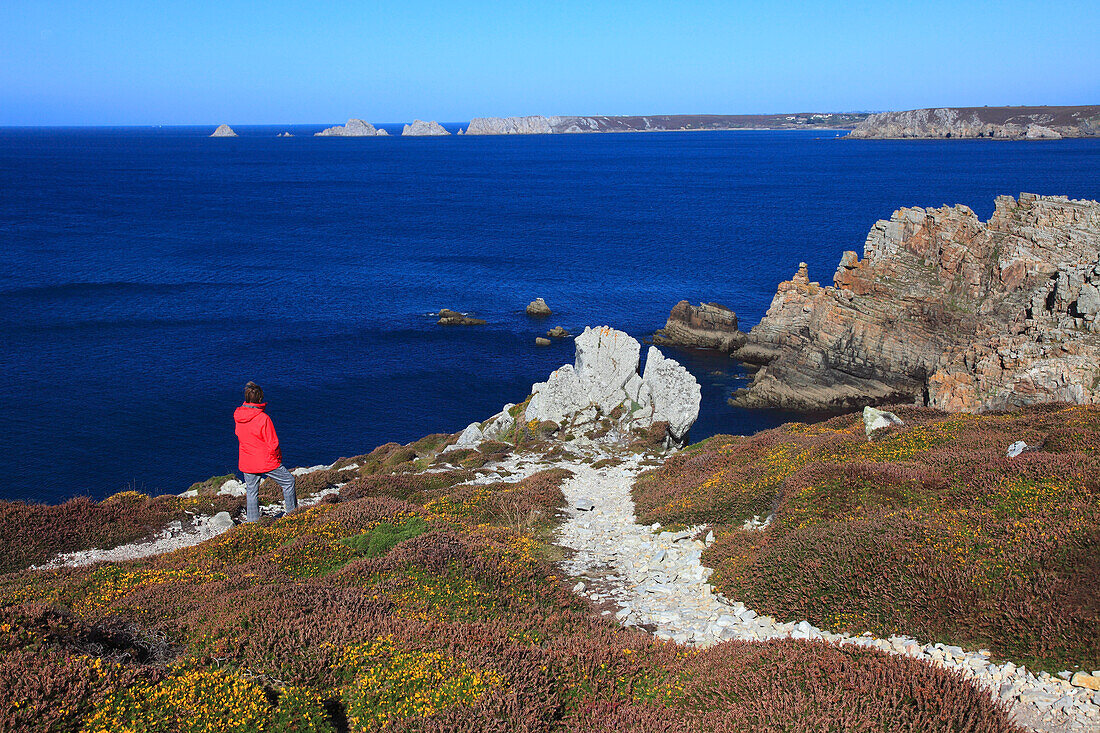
top-left (243, 465), bottom-right (297, 522)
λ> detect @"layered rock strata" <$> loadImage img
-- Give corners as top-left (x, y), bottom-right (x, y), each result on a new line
top-left (210, 124), bottom-right (237, 137)
top-left (652, 301), bottom-right (747, 351)
top-left (315, 119), bottom-right (389, 136)
top-left (401, 120), bottom-right (450, 136)
top-left (732, 194), bottom-right (1100, 412)
top-left (848, 106), bottom-right (1099, 139)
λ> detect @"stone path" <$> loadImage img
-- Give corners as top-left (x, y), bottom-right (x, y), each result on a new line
top-left (553, 452), bottom-right (1100, 733)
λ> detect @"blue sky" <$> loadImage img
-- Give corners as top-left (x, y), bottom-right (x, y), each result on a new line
top-left (2, 0), bottom-right (1098, 125)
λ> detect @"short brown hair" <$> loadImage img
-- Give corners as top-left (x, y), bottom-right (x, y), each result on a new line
top-left (244, 381), bottom-right (264, 403)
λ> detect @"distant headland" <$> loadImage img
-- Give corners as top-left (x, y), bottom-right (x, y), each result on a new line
top-left (211, 106), bottom-right (1099, 139)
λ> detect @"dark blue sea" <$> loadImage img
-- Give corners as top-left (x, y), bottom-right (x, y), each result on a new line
top-left (2, 123), bottom-right (1098, 503)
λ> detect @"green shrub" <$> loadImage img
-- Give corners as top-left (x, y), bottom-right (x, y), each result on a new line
top-left (338, 517), bottom-right (428, 558)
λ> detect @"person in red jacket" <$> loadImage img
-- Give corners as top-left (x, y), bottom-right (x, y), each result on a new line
top-left (234, 381), bottom-right (296, 522)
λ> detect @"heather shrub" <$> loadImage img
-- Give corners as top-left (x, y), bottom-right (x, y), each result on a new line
top-left (185, 473), bottom-right (237, 495)
top-left (271, 687), bottom-right (335, 733)
top-left (0, 491), bottom-right (242, 573)
top-left (340, 470), bottom-right (472, 503)
top-left (639, 404), bottom-right (1100, 671)
top-left (82, 666), bottom-right (272, 733)
top-left (0, 420), bottom-right (1034, 732)
top-left (338, 517), bottom-right (428, 558)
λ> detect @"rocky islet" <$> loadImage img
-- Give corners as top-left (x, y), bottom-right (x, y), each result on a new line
top-left (652, 300), bottom-right (746, 351)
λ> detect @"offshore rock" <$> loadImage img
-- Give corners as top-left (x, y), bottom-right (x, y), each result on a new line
top-left (436, 309), bottom-right (486, 326)
top-left (210, 124), bottom-right (237, 137)
top-left (315, 119), bottom-right (389, 136)
top-left (526, 326), bottom-right (700, 445)
top-left (526, 298), bottom-right (552, 316)
top-left (547, 326), bottom-right (570, 338)
top-left (847, 106), bottom-right (1099, 139)
top-left (652, 301), bottom-right (746, 351)
top-left (732, 194), bottom-right (1100, 412)
top-left (401, 120), bottom-right (450, 136)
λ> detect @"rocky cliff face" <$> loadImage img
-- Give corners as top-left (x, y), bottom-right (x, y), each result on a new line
top-left (401, 120), bottom-right (450, 136)
top-left (315, 119), bottom-right (389, 137)
top-left (210, 124), bottom-right (237, 137)
top-left (732, 194), bottom-right (1100, 412)
top-left (653, 301), bottom-right (746, 351)
top-left (462, 112), bottom-right (868, 135)
top-left (526, 326), bottom-right (701, 445)
top-left (848, 106), bottom-right (1100, 139)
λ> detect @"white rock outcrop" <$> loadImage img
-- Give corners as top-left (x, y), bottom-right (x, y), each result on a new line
top-left (210, 124), bottom-right (237, 137)
top-left (443, 422), bottom-right (485, 452)
top-left (401, 120), bottom-right (450, 136)
top-left (315, 119), bottom-right (389, 137)
top-left (863, 405), bottom-right (904, 438)
top-left (526, 326), bottom-right (701, 445)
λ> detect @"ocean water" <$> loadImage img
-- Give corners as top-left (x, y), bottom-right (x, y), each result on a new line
top-left (1, 124), bottom-right (1098, 503)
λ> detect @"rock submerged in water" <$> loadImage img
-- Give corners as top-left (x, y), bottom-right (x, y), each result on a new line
top-left (731, 194), bottom-right (1100, 413)
top-left (526, 298), bottom-right (552, 316)
top-left (210, 124), bottom-right (237, 137)
top-left (436, 309), bottom-right (486, 326)
top-left (547, 326), bottom-right (570, 338)
top-left (401, 120), bottom-right (450, 136)
top-left (535, 337), bottom-right (551, 347)
top-left (315, 119), bottom-right (389, 137)
top-left (525, 326), bottom-right (701, 446)
top-left (652, 301), bottom-right (746, 351)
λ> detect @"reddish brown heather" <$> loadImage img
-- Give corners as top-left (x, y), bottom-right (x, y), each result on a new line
top-left (0, 434), bottom-right (1024, 731)
top-left (634, 404), bottom-right (1100, 672)
top-left (0, 491), bottom-right (243, 574)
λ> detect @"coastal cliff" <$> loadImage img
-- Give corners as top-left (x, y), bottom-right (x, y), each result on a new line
top-left (732, 193), bottom-right (1100, 412)
top-left (314, 119), bottom-right (389, 136)
top-left (848, 106), bottom-right (1100, 139)
top-left (462, 112), bottom-right (868, 135)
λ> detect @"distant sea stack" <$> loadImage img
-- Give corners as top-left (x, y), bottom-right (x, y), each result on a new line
top-left (401, 120), bottom-right (450, 136)
top-left (653, 301), bottom-right (746, 351)
top-left (210, 124), bottom-right (237, 137)
top-left (731, 194), bottom-right (1100, 413)
top-left (315, 119), bottom-right (389, 137)
top-left (847, 106), bottom-right (1100, 139)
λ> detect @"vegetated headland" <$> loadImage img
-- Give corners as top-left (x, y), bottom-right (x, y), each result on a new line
top-left (241, 105), bottom-right (1099, 138)
top-left (3, 193), bottom-right (1100, 732)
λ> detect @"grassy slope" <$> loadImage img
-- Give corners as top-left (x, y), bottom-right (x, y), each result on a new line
top-left (0, 429), bottom-right (1023, 732)
top-left (633, 404), bottom-right (1100, 674)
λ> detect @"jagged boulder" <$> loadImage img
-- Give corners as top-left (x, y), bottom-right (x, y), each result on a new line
top-left (526, 326), bottom-right (700, 445)
top-left (443, 422), bottom-right (485, 453)
top-left (526, 298), bottom-right (552, 316)
top-left (863, 406), bottom-right (904, 438)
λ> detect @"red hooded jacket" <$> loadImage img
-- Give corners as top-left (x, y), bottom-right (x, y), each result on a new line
top-left (234, 402), bottom-right (283, 474)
